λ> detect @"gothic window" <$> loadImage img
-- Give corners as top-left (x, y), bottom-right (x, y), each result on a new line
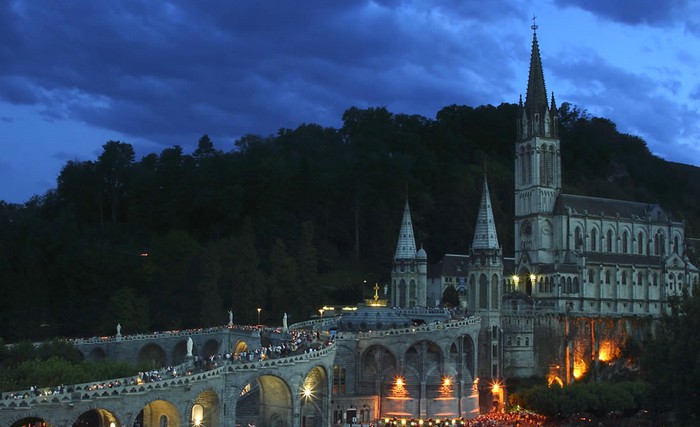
top-left (606, 229), bottom-right (613, 253)
top-left (540, 147), bottom-right (546, 184)
top-left (547, 145), bottom-right (555, 185)
top-left (566, 277), bottom-right (572, 293)
top-left (333, 365), bottom-right (347, 395)
top-left (605, 270), bottom-right (611, 284)
top-left (573, 277), bottom-right (579, 293)
top-left (525, 145), bottom-right (532, 184)
top-left (622, 271), bottom-right (627, 285)
top-left (520, 146), bottom-right (527, 184)
top-left (622, 231), bottom-right (629, 254)
top-left (588, 269), bottom-right (595, 283)
top-left (525, 337), bottom-right (530, 346)
top-left (492, 344), bottom-right (498, 357)
top-left (479, 274), bottom-right (488, 309)
top-left (638, 232), bottom-right (644, 255)
top-left (491, 275), bottom-right (499, 309)
top-left (654, 231), bottom-right (665, 255)
top-left (674, 236), bottom-right (679, 254)
top-left (507, 337), bottom-right (512, 346)
top-left (591, 229), bottom-right (598, 252)
top-left (575, 227), bottom-right (583, 250)
top-left (653, 273), bottom-right (658, 286)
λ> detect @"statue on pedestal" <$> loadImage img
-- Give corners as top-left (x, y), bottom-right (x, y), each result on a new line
top-left (228, 310), bottom-right (233, 326)
top-left (186, 337), bottom-right (193, 357)
top-left (116, 323), bottom-right (121, 336)
top-left (282, 313), bottom-right (288, 331)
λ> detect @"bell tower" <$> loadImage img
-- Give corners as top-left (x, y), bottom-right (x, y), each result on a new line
top-left (514, 21), bottom-right (561, 266)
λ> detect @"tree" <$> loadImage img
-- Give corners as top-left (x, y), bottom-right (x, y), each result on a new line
top-left (97, 141), bottom-right (135, 223)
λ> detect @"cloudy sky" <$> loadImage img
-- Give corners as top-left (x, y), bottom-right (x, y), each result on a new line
top-left (1, 0), bottom-right (699, 204)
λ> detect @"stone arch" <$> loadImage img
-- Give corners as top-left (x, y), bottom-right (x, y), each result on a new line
top-left (398, 279), bottom-right (407, 307)
top-left (189, 388), bottom-right (220, 427)
top-left (88, 347), bottom-right (107, 362)
top-left (72, 408), bottom-right (121, 427)
top-left (10, 415), bottom-right (52, 427)
top-left (236, 374), bottom-right (293, 427)
top-left (134, 399), bottom-right (181, 427)
top-left (359, 345), bottom-right (398, 396)
top-left (233, 340), bottom-right (249, 357)
top-left (201, 339), bottom-right (220, 359)
top-left (138, 343), bottom-right (167, 368)
top-left (300, 366), bottom-right (330, 427)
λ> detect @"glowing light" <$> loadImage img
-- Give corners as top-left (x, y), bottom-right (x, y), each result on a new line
top-left (491, 381), bottom-right (500, 393)
top-left (512, 275), bottom-right (519, 285)
top-left (442, 376), bottom-right (451, 387)
top-left (303, 385), bottom-right (313, 398)
top-left (530, 274), bottom-right (536, 283)
top-left (395, 377), bottom-right (404, 387)
top-left (192, 404), bottom-right (204, 426)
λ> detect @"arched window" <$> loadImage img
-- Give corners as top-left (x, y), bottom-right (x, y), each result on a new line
top-left (525, 337), bottom-right (530, 346)
top-left (575, 227), bottom-right (583, 250)
top-left (491, 274), bottom-right (499, 309)
top-left (160, 415), bottom-right (168, 427)
top-left (547, 145), bottom-right (555, 185)
top-left (520, 146), bottom-right (527, 184)
top-left (605, 270), bottom-right (611, 284)
top-left (674, 236), bottom-right (679, 254)
top-left (588, 269), bottom-right (595, 283)
top-left (479, 274), bottom-right (488, 309)
top-left (622, 271), bottom-right (627, 285)
top-left (566, 277), bottom-right (572, 293)
top-left (540, 146), bottom-right (546, 184)
top-left (573, 277), bottom-right (579, 293)
top-left (333, 365), bottom-right (347, 394)
top-left (516, 337), bottom-right (521, 346)
top-left (638, 232), bottom-right (644, 255)
top-left (591, 229), bottom-right (597, 252)
top-left (606, 229), bottom-right (613, 252)
top-left (622, 231), bottom-right (628, 254)
top-left (653, 273), bottom-right (658, 286)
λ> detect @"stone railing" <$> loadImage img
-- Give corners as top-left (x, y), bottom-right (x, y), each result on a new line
top-left (289, 318), bottom-right (336, 331)
top-left (336, 315), bottom-right (481, 340)
top-left (0, 342), bottom-right (337, 409)
top-left (69, 325), bottom-right (255, 345)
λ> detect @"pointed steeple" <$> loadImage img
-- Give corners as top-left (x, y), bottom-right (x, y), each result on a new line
top-left (525, 20), bottom-right (547, 116)
top-left (395, 198), bottom-right (417, 260)
top-left (472, 176), bottom-right (500, 250)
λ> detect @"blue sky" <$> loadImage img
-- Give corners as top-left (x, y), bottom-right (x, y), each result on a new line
top-left (1, 0), bottom-right (699, 204)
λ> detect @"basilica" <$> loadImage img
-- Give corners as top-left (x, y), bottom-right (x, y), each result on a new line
top-left (324, 26), bottom-right (697, 423)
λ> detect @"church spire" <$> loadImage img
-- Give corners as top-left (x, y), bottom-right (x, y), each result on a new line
top-left (525, 19), bottom-right (548, 117)
top-left (394, 198), bottom-right (417, 260)
top-left (472, 176), bottom-right (500, 250)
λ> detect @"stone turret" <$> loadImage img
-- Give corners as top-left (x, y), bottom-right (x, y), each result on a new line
top-left (391, 198), bottom-right (428, 307)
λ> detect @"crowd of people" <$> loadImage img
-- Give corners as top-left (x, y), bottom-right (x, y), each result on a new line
top-left (380, 411), bottom-right (549, 427)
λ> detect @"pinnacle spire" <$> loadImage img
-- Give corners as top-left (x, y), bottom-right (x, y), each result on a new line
top-left (525, 22), bottom-right (548, 115)
top-left (472, 176), bottom-right (500, 250)
top-left (394, 198), bottom-right (417, 260)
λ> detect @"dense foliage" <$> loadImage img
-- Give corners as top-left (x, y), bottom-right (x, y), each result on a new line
top-left (0, 339), bottom-right (141, 391)
top-left (0, 102), bottom-right (698, 342)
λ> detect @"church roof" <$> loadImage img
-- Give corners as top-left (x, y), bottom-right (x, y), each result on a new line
top-left (554, 193), bottom-right (672, 222)
top-left (428, 254), bottom-right (469, 278)
top-left (394, 198), bottom-right (417, 260)
top-left (472, 176), bottom-right (500, 250)
top-left (585, 252), bottom-right (663, 266)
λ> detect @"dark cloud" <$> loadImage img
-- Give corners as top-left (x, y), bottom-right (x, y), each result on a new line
top-left (556, 0), bottom-right (700, 34)
top-left (0, 0), bottom-right (533, 152)
top-left (548, 52), bottom-right (700, 163)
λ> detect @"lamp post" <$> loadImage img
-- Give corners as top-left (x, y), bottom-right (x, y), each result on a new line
top-left (257, 308), bottom-right (262, 325)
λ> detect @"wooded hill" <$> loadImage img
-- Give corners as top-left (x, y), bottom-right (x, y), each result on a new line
top-left (1, 102), bottom-right (698, 342)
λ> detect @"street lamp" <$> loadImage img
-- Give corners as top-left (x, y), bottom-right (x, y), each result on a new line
top-left (319, 308), bottom-right (324, 318)
top-left (257, 308), bottom-right (262, 325)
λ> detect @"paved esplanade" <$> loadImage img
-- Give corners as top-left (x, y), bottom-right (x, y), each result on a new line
top-left (0, 325), bottom-right (336, 427)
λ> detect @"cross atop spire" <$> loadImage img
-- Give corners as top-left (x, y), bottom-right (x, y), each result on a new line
top-left (531, 15), bottom-right (538, 32)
